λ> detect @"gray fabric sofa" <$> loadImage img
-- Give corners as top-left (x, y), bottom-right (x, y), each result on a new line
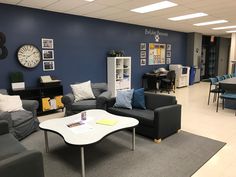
top-left (0, 89), bottom-right (39, 140)
top-left (107, 92), bottom-right (181, 142)
top-left (62, 83), bottom-right (112, 116)
top-left (0, 120), bottom-right (44, 177)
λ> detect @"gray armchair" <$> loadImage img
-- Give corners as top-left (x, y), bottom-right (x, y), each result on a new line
top-left (0, 120), bottom-right (44, 177)
top-left (62, 83), bottom-right (112, 116)
top-left (0, 89), bottom-right (39, 140)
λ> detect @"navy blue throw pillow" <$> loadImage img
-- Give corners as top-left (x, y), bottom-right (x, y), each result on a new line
top-left (132, 88), bottom-right (146, 109)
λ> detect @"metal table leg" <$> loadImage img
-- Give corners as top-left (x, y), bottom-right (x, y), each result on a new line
top-left (81, 146), bottom-right (85, 177)
top-left (44, 131), bottom-right (49, 153)
top-left (132, 128), bottom-right (135, 151)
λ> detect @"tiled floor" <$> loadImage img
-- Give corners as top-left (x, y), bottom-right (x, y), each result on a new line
top-left (174, 82), bottom-right (236, 177)
top-left (38, 82), bottom-right (236, 177)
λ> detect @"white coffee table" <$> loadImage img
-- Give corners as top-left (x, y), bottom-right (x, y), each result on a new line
top-left (39, 109), bottom-right (139, 177)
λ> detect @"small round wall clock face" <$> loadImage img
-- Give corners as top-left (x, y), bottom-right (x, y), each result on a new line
top-left (17, 44), bottom-right (41, 68)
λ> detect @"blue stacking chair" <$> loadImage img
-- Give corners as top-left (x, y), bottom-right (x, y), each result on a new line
top-left (223, 74), bottom-right (230, 79)
top-left (216, 83), bottom-right (236, 115)
top-left (216, 76), bottom-right (224, 81)
top-left (208, 77), bottom-right (221, 105)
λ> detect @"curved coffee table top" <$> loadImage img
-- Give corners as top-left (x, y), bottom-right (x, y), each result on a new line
top-left (39, 109), bottom-right (139, 146)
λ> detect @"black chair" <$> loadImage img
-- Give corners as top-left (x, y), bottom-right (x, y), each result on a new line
top-left (160, 70), bottom-right (176, 94)
top-left (208, 77), bottom-right (222, 105)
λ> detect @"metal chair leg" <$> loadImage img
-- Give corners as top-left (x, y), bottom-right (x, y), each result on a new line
top-left (208, 90), bottom-right (211, 105)
top-left (216, 92), bottom-right (220, 112)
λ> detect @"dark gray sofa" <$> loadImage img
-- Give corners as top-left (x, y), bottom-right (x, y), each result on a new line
top-left (0, 89), bottom-right (39, 140)
top-left (0, 120), bottom-right (44, 177)
top-left (62, 83), bottom-right (112, 116)
top-left (107, 92), bottom-right (181, 142)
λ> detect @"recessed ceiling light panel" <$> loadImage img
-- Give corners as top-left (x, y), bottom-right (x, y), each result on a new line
top-left (168, 13), bottom-right (208, 21)
top-left (194, 20), bottom-right (228, 26)
top-left (212, 26), bottom-right (236, 30)
top-left (85, 0), bottom-right (95, 2)
top-left (226, 30), bottom-right (236, 33)
top-left (131, 1), bottom-right (177, 14)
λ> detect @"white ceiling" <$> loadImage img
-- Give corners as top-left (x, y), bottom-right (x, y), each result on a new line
top-left (1, 0), bottom-right (236, 37)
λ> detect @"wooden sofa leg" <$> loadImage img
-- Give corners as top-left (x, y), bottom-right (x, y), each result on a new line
top-left (154, 139), bottom-right (161, 143)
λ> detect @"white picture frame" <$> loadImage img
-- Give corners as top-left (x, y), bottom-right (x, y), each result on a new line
top-left (140, 43), bottom-right (146, 50)
top-left (42, 50), bottom-right (54, 60)
top-left (166, 58), bottom-right (171, 64)
top-left (43, 61), bottom-right (55, 71)
top-left (140, 51), bottom-right (146, 58)
top-left (42, 38), bottom-right (54, 49)
top-left (140, 59), bottom-right (146, 66)
top-left (167, 51), bottom-right (171, 57)
top-left (167, 44), bottom-right (171, 50)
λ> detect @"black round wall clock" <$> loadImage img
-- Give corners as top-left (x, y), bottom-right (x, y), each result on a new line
top-left (17, 44), bottom-right (41, 68)
top-left (0, 32), bottom-right (7, 60)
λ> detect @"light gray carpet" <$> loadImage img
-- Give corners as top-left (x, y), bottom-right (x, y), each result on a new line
top-left (21, 130), bottom-right (225, 177)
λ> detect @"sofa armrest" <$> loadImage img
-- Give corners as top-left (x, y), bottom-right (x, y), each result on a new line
top-left (22, 99), bottom-right (39, 114)
top-left (145, 92), bottom-right (177, 110)
top-left (22, 100), bottom-right (39, 119)
top-left (0, 112), bottom-right (12, 129)
top-left (61, 93), bottom-right (75, 106)
top-left (0, 150), bottom-right (44, 177)
top-left (153, 104), bottom-right (181, 139)
top-left (106, 97), bottom-right (116, 108)
top-left (96, 91), bottom-right (112, 110)
top-left (0, 120), bottom-right (9, 135)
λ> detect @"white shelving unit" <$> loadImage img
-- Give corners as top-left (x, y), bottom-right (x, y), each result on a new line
top-left (107, 57), bottom-right (131, 97)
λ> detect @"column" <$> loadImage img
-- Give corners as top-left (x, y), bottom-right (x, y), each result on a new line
top-left (228, 33), bottom-right (236, 74)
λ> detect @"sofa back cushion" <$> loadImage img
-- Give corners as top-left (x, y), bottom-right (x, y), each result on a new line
top-left (132, 88), bottom-right (146, 109)
top-left (0, 95), bottom-right (24, 112)
top-left (145, 92), bottom-right (176, 110)
top-left (114, 89), bottom-right (134, 109)
top-left (91, 83), bottom-right (107, 97)
top-left (71, 81), bottom-right (95, 102)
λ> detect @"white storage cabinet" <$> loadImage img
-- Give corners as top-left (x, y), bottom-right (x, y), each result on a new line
top-left (107, 57), bottom-right (131, 97)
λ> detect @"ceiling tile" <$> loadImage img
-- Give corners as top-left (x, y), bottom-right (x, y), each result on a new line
top-left (1, 0), bottom-right (236, 35)
top-left (18, 0), bottom-right (59, 8)
top-left (45, 0), bottom-right (89, 12)
top-left (67, 3), bottom-right (107, 15)
top-left (0, 0), bottom-right (21, 4)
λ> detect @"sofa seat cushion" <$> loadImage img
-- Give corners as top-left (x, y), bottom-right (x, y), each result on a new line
top-left (71, 100), bottom-right (96, 111)
top-left (11, 110), bottom-right (33, 127)
top-left (108, 107), bottom-right (154, 127)
top-left (0, 134), bottom-right (25, 160)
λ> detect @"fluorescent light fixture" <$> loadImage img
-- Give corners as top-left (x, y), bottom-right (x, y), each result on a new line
top-left (168, 13), bottom-right (208, 21)
top-left (212, 25), bottom-right (236, 30)
top-left (131, 1), bottom-right (177, 13)
top-left (85, 0), bottom-right (95, 2)
top-left (194, 20), bottom-right (228, 26)
top-left (226, 30), bottom-right (236, 33)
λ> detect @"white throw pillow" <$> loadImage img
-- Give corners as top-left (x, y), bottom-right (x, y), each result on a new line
top-left (0, 94), bottom-right (24, 112)
top-left (71, 80), bottom-right (95, 102)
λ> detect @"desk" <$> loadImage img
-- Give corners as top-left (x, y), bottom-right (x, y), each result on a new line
top-left (142, 73), bottom-right (167, 91)
top-left (219, 77), bottom-right (236, 92)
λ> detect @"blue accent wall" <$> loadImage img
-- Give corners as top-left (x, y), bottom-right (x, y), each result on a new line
top-left (0, 3), bottom-right (187, 93)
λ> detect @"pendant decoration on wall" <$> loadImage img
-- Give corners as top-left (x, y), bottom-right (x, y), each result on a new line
top-left (0, 32), bottom-right (8, 60)
top-left (155, 34), bottom-right (160, 42)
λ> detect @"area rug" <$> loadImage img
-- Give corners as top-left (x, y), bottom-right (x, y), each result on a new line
top-left (21, 130), bottom-right (225, 177)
